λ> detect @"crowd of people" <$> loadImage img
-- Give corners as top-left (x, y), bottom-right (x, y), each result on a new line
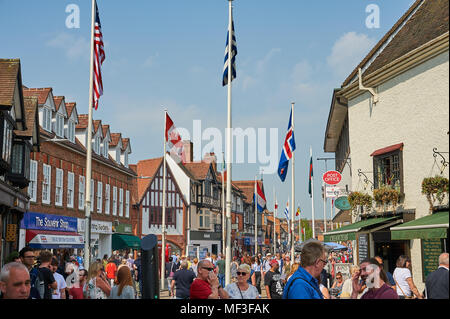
top-left (0, 244), bottom-right (448, 299)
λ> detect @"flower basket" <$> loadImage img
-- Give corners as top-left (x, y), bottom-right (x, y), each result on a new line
top-left (348, 192), bottom-right (373, 216)
top-left (421, 176), bottom-right (449, 212)
top-left (373, 187), bottom-right (401, 213)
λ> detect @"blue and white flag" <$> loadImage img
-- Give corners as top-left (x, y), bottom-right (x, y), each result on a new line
top-left (222, 20), bottom-right (237, 86)
top-left (283, 200), bottom-right (290, 221)
top-left (277, 109), bottom-right (296, 182)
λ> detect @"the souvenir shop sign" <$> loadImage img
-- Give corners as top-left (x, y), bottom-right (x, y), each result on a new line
top-left (21, 212), bottom-right (78, 232)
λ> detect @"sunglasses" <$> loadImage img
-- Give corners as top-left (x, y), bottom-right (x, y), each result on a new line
top-left (319, 259), bottom-right (328, 265)
top-left (202, 267), bottom-right (215, 272)
top-left (236, 272), bottom-right (248, 276)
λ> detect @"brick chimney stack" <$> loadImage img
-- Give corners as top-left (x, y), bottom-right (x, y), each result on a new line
top-left (182, 140), bottom-right (193, 163)
top-left (203, 152), bottom-right (217, 172)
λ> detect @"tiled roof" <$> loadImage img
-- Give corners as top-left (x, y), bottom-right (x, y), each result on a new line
top-left (22, 87), bottom-right (52, 105)
top-left (232, 180), bottom-right (263, 204)
top-left (53, 96), bottom-right (64, 112)
top-left (93, 120), bottom-right (102, 135)
top-left (183, 162), bottom-right (211, 180)
top-left (110, 133), bottom-right (122, 147)
top-left (76, 114), bottom-right (89, 129)
top-left (122, 138), bottom-right (130, 151)
top-left (0, 59), bottom-right (20, 106)
top-left (102, 124), bottom-right (110, 138)
top-left (65, 102), bottom-right (76, 118)
top-left (14, 96), bottom-right (38, 138)
top-left (136, 157), bottom-right (163, 201)
top-left (342, 0), bottom-right (449, 87)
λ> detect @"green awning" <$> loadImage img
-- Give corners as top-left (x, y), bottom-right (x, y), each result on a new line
top-left (324, 216), bottom-right (398, 242)
top-left (391, 211), bottom-right (449, 240)
top-left (112, 233), bottom-right (141, 250)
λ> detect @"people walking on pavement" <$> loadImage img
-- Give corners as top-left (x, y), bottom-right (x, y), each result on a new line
top-left (189, 260), bottom-right (227, 299)
top-left (166, 257), bottom-right (177, 297)
top-left (50, 257), bottom-right (67, 299)
top-left (216, 253), bottom-right (226, 288)
top-left (134, 252), bottom-right (142, 298)
top-left (0, 262), bottom-right (31, 299)
top-left (425, 253), bottom-right (448, 299)
top-left (230, 256), bottom-right (239, 283)
top-left (264, 259), bottom-right (284, 299)
top-left (222, 264), bottom-right (259, 299)
top-left (352, 258), bottom-right (398, 299)
top-left (251, 256), bottom-right (262, 295)
top-left (393, 255), bottom-right (423, 299)
top-left (85, 261), bottom-right (111, 299)
top-left (68, 269), bottom-right (87, 299)
top-left (36, 250), bottom-right (57, 299)
top-left (109, 266), bottom-right (135, 299)
top-left (105, 257), bottom-right (117, 287)
top-left (261, 253), bottom-right (272, 280)
top-left (191, 258), bottom-right (199, 276)
top-left (171, 260), bottom-right (196, 299)
top-left (283, 241), bottom-right (325, 299)
top-left (19, 247), bottom-right (39, 291)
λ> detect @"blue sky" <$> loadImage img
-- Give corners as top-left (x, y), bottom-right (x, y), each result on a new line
top-left (0, 0), bottom-right (415, 221)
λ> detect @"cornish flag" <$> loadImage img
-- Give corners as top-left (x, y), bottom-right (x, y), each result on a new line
top-left (278, 109), bottom-right (296, 182)
top-left (253, 181), bottom-right (266, 212)
top-left (165, 112), bottom-right (185, 163)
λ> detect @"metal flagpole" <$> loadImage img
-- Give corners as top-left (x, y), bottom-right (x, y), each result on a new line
top-left (83, 0), bottom-right (96, 269)
top-left (273, 187), bottom-right (276, 254)
top-left (225, 0), bottom-right (233, 286)
top-left (222, 152), bottom-right (226, 256)
top-left (311, 146), bottom-right (316, 239)
top-left (254, 176), bottom-right (258, 255)
top-left (290, 102), bottom-right (295, 262)
top-left (161, 110), bottom-right (167, 290)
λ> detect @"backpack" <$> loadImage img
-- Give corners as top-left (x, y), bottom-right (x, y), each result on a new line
top-left (34, 268), bottom-right (46, 299)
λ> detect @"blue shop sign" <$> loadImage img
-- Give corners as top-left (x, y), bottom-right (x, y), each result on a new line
top-left (21, 212), bottom-right (78, 232)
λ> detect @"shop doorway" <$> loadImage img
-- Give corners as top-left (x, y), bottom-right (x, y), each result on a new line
top-left (375, 240), bottom-right (409, 274)
top-left (212, 244), bottom-right (218, 256)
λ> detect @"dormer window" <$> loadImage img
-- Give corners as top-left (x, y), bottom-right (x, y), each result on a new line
top-left (55, 114), bottom-right (64, 137)
top-left (124, 152), bottom-right (128, 167)
top-left (103, 140), bottom-right (109, 158)
top-left (67, 120), bottom-right (75, 143)
top-left (116, 148), bottom-right (120, 163)
top-left (94, 135), bottom-right (101, 154)
top-left (42, 107), bottom-right (52, 132)
top-left (1, 111), bottom-right (14, 169)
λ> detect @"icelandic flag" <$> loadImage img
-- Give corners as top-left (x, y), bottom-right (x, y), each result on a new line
top-left (277, 109), bottom-right (296, 182)
top-left (253, 181), bottom-right (266, 212)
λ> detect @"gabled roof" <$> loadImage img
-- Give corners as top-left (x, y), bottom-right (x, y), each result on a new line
top-left (14, 96), bottom-right (40, 151)
top-left (183, 162), bottom-right (212, 181)
top-left (110, 133), bottom-right (122, 147)
top-left (122, 138), bottom-right (131, 152)
top-left (342, 0), bottom-right (449, 87)
top-left (22, 87), bottom-right (53, 106)
top-left (76, 114), bottom-right (89, 129)
top-left (102, 124), bottom-right (111, 140)
top-left (136, 157), bottom-right (163, 201)
top-left (0, 59), bottom-right (20, 106)
top-left (65, 102), bottom-right (77, 120)
top-left (93, 120), bottom-right (103, 136)
top-left (232, 180), bottom-right (264, 204)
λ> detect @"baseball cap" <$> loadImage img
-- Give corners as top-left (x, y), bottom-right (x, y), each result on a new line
top-left (269, 259), bottom-right (278, 266)
top-left (266, 253), bottom-right (272, 257)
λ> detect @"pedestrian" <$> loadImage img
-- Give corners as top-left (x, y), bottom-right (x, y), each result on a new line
top-left (374, 256), bottom-right (395, 288)
top-left (102, 254), bottom-right (109, 269)
top-left (189, 260), bottom-right (227, 299)
top-left (68, 269), bottom-right (87, 299)
top-left (340, 265), bottom-right (359, 299)
top-left (85, 261), bottom-right (111, 299)
top-left (283, 255), bottom-right (292, 276)
top-left (283, 241), bottom-right (326, 299)
top-left (251, 256), bottom-right (262, 295)
top-left (126, 254), bottom-right (135, 272)
top-left (35, 250), bottom-right (57, 299)
top-left (134, 252), bottom-right (142, 298)
top-left (191, 258), bottom-right (199, 276)
top-left (105, 257), bottom-right (117, 287)
top-left (171, 260), bottom-right (196, 299)
top-left (330, 271), bottom-right (344, 298)
top-left (261, 253), bottom-right (272, 280)
top-left (230, 256), bottom-right (239, 283)
top-left (222, 264), bottom-right (259, 299)
top-left (109, 266), bottom-right (135, 299)
top-left (275, 253), bottom-right (284, 274)
top-left (425, 252), bottom-right (449, 299)
top-left (166, 257), bottom-right (177, 296)
top-left (286, 263), bottom-right (300, 282)
top-left (50, 257), bottom-right (67, 299)
top-left (393, 255), bottom-right (423, 299)
top-left (351, 258), bottom-right (398, 299)
top-left (0, 262), bottom-right (31, 299)
top-left (264, 259), bottom-right (284, 299)
top-left (216, 253), bottom-right (226, 288)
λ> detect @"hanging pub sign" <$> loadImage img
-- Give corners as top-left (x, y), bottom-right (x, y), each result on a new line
top-left (334, 196), bottom-right (352, 211)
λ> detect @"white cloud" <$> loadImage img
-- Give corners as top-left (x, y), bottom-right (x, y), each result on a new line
top-left (46, 32), bottom-right (89, 60)
top-left (327, 32), bottom-right (376, 78)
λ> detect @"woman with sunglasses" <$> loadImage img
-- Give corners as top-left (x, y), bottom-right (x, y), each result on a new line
top-left (221, 264), bottom-right (259, 299)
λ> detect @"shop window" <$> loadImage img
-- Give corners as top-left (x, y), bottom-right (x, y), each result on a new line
top-left (373, 150), bottom-right (403, 193)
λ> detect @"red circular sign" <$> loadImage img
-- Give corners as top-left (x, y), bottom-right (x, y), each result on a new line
top-left (323, 171), bottom-right (342, 185)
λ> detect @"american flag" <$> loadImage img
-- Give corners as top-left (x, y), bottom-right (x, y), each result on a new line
top-left (93, 1), bottom-right (105, 110)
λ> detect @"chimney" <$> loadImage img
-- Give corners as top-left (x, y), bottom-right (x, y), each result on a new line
top-left (182, 140), bottom-right (193, 163)
top-left (203, 152), bottom-right (217, 172)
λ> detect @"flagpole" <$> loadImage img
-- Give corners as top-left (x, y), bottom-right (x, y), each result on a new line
top-left (222, 152), bottom-right (226, 256)
top-left (161, 110), bottom-right (167, 291)
top-left (254, 176), bottom-right (258, 255)
top-left (83, 0), bottom-right (96, 270)
top-left (290, 102), bottom-right (295, 262)
top-left (225, 0), bottom-right (233, 286)
top-left (311, 146), bottom-right (316, 239)
top-left (273, 187), bottom-right (276, 255)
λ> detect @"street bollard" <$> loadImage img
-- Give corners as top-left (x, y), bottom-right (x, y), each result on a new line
top-left (141, 234), bottom-right (159, 299)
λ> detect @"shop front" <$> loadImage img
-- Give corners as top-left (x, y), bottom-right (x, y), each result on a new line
top-left (112, 223), bottom-right (140, 253)
top-left (189, 231), bottom-right (221, 258)
top-left (19, 212), bottom-right (83, 252)
top-left (78, 219), bottom-right (112, 261)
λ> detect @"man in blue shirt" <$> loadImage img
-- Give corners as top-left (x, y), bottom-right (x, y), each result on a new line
top-left (283, 241), bottom-right (327, 299)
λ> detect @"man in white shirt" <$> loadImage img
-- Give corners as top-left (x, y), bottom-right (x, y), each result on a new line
top-left (50, 258), bottom-right (67, 299)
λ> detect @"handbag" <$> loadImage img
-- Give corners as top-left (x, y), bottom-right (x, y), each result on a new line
top-left (393, 276), bottom-right (413, 299)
